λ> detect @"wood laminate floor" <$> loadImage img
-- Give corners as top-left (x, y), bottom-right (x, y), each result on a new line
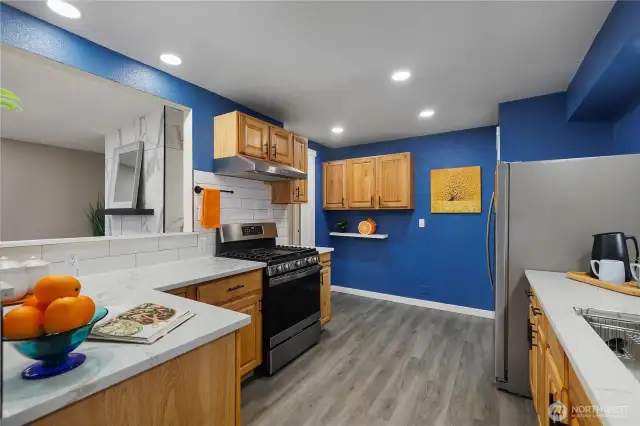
top-left (242, 293), bottom-right (536, 426)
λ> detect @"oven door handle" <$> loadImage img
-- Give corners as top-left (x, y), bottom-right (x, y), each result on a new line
top-left (269, 265), bottom-right (323, 287)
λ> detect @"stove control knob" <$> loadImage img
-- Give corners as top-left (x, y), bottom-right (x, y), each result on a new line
top-left (307, 257), bottom-right (313, 264)
top-left (295, 260), bottom-right (302, 267)
top-left (283, 263), bottom-right (289, 271)
top-left (276, 265), bottom-right (282, 273)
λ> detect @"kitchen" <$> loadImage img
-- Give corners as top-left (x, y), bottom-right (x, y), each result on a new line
top-left (1, 1), bottom-right (640, 426)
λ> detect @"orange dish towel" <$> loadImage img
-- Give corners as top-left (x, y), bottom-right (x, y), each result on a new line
top-left (200, 188), bottom-right (221, 229)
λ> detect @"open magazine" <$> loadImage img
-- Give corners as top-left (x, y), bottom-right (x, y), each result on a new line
top-left (89, 303), bottom-right (195, 344)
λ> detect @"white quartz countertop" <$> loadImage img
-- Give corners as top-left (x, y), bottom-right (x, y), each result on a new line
top-left (2, 256), bottom-right (266, 426)
top-left (525, 270), bottom-right (640, 426)
top-left (315, 246), bottom-right (334, 255)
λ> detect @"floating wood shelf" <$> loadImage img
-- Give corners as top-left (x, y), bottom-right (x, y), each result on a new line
top-left (329, 232), bottom-right (388, 240)
top-left (102, 208), bottom-right (154, 216)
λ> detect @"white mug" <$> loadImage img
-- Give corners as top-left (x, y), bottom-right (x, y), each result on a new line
top-left (591, 259), bottom-right (626, 285)
top-left (631, 263), bottom-right (640, 282)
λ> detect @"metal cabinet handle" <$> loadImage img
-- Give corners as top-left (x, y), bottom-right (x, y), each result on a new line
top-left (526, 290), bottom-right (533, 297)
top-left (227, 284), bottom-right (245, 292)
top-left (371, 196), bottom-right (373, 206)
top-left (531, 305), bottom-right (541, 316)
top-left (263, 142), bottom-right (268, 155)
top-left (342, 197), bottom-right (344, 206)
top-left (272, 144), bottom-right (276, 157)
top-left (378, 196), bottom-right (381, 206)
top-left (296, 186), bottom-right (300, 199)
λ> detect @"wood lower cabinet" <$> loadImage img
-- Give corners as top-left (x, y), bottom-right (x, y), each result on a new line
top-left (323, 161), bottom-right (347, 209)
top-left (220, 294), bottom-right (262, 376)
top-left (269, 126), bottom-right (293, 165)
top-left (31, 333), bottom-right (240, 426)
top-left (320, 253), bottom-right (332, 325)
top-left (323, 153), bottom-right (413, 210)
top-left (166, 270), bottom-right (263, 379)
top-left (529, 288), bottom-right (603, 426)
top-left (347, 157), bottom-right (376, 209)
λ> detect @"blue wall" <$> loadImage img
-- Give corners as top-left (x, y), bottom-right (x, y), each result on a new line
top-left (499, 92), bottom-right (614, 162)
top-left (319, 127), bottom-right (496, 311)
top-left (614, 103), bottom-right (640, 154)
top-left (566, 1), bottom-right (640, 121)
top-left (0, 3), bottom-right (281, 173)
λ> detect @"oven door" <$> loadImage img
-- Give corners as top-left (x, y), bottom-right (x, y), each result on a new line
top-left (265, 264), bottom-right (322, 348)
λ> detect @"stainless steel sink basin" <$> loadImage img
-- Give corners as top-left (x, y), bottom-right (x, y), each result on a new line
top-left (574, 307), bottom-right (640, 379)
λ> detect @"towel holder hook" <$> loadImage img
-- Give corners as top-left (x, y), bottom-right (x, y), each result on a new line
top-left (194, 185), bottom-right (234, 195)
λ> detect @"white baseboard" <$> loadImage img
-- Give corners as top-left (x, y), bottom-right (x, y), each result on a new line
top-left (331, 286), bottom-right (495, 319)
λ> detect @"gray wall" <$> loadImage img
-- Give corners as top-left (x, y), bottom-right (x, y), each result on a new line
top-left (0, 138), bottom-right (104, 241)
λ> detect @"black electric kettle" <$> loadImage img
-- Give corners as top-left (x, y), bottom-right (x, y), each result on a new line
top-left (591, 232), bottom-right (639, 281)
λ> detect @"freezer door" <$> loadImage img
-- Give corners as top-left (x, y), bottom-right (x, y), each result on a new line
top-left (494, 163), bottom-right (509, 385)
top-left (504, 154), bottom-right (640, 397)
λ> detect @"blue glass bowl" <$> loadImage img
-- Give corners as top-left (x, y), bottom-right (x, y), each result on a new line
top-left (3, 307), bottom-right (108, 380)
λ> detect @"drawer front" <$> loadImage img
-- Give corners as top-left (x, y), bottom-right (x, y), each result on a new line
top-left (197, 270), bottom-right (262, 305)
top-left (568, 363), bottom-right (603, 426)
top-left (166, 286), bottom-right (196, 300)
top-left (547, 323), bottom-right (567, 384)
top-left (319, 253), bottom-right (331, 266)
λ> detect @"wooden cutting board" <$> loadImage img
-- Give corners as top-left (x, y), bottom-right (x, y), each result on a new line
top-left (566, 272), bottom-right (640, 296)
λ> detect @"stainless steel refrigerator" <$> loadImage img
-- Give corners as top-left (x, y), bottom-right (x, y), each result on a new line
top-left (486, 154), bottom-right (640, 397)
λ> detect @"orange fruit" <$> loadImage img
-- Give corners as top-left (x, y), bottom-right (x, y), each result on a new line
top-left (22, 295), bottom-right (51, 312)
top-left (75, 295), bottom-right (96, 324)
top-left (3, 306), bottom-right (45, 339)
top-left (43, 297), bottom-right (88, 334)
top-left (34, 275), bottom-right (81, 304)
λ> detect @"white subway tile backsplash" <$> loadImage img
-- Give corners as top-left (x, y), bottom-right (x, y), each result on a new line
top-left (110, 236), bottom-right (159, 256)
top-left (121, 216), bottom-right (143, 235)
top-left (241, 199), bottom-right (272, 209)
top-left (253, 209), bottom-right (272, 220)
top-left (178, 246), bottom-right (205, 260)
top-left (43, 241), bottom-right (110, 262)
top-left (78, 254), bottom-right (135, 276)
top-left (221, 209), bottom-right (254, 222)
top-left (273, 209), bottom-right (288, 219)
top-left (221, 198), bottom-right (242, 208)
top-left (49, 261), bottom-right (78, 276)
top-left (0, 245), bottom-right (42, 261)
top-left (135, 249), bottom-right (179, 268)
top-left (158, 233), bottom-right (198, 250)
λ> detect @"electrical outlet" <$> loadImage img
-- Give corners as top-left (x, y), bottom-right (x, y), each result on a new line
top-left (67, 254), bottom-right (78, 267)
top-left (419, 218), bottom-right (425, 228)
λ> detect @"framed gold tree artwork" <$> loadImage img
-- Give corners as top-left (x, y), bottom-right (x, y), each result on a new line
top-left (430, 166), bottom-right (481, 213)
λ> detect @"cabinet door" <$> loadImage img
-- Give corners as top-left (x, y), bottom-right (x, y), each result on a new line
top-left (320, 267), bottom-right (331, 325)
top-left (347, 157), bottom-right (376, 208)
top-left (269, 126), bottom-right (293, 165)
top-left (293, 135), bottom-right (308, 172)
top-left (220, 294), bottom-right (262, 376)
top-left (293, 179), bottom-right (307, 203)
top-left (529, 307), bottom-right (537, 406)
top-left (536, 327), bottom-right (547, 426)
top-left (376, 153), bottom-right (413, 208)
top-left (238, 113), bottom-right (269, 160)
top-left (323, 161), bottom-right (347, 209)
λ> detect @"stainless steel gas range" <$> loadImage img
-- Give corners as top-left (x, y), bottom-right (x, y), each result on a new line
top-left (216, 222), bottom-right (321, 375)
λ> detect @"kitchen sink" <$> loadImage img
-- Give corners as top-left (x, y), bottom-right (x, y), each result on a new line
top-left (574, 307), bottom-right (640, 380)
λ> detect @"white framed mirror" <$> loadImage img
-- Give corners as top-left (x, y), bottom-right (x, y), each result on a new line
top-left (108, 141), bottom-right (144, 209)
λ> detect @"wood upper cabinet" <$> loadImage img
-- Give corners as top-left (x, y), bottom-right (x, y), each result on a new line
top-left (323, 153), bottom-right (413, 210)
top-left (269, 126), bottom-right (293, 165)
top-left (220, 294), bottom-right (262, 377)
top-left (376, 153), bottom-right (413, 209)
top-left (239, 113), bottom-right (269, 160)
top-left (270, 134), bottom-right (308, 204)
top-left (293, 135), bottom-right (308, 172)
top-left (347, 157), bottom-right (376, 209)
top-left (323, 161), bottom-right (347, 209)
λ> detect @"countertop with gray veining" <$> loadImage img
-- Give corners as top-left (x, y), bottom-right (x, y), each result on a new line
top-left (2, 256), bottom-right (265, 426)
top-left (526, 270), bottom-right (640, 426)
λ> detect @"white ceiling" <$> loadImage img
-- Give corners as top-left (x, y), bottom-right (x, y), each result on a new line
top-left (0, 46), bottom-right (166, 153)
top-left (9, 1), bottom-right (614, 148)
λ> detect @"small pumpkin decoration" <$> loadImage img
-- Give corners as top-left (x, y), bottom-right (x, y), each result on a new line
top-left (358, 218), bottom-right (377, 235)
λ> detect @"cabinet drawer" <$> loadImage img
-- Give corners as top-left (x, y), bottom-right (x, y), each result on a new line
top-left (166, 286), bottom-right (196, 300)
top-left (319, 253), bottom-right (331, 266)
top-left (197, 270), bottom-right (262, 305)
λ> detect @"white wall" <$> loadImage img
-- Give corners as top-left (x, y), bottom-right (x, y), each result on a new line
top-left (0, 138), bottom-right (104, 241)
top-left (193, 171), bottom-right (291, 248)
top-left (104, 108), bottom-right (165, 235)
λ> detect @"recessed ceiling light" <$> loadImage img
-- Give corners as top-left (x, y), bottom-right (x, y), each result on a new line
top-left (47, 0), bottom-right (81, 19)
top-left (331, 127), bottom-right (344, 134)
top-left (391, 70), bottom-right (411, 82)
top-left (419, 109), bottom-right (435, 118)
top-left (160, 53), bottom-right (182, 66)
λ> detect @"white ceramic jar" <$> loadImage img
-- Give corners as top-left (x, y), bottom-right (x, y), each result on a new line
top-left (23, 256), bottom-right (51, 294)
top-left (0, 256), bottom-right (29, 303)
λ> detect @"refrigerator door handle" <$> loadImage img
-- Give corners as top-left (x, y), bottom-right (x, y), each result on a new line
top-left (486, 193), bottom-right (495, 295)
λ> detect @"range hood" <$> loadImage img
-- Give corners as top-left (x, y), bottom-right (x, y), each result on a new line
top-left (213, 155), bottom-right (307, 182)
